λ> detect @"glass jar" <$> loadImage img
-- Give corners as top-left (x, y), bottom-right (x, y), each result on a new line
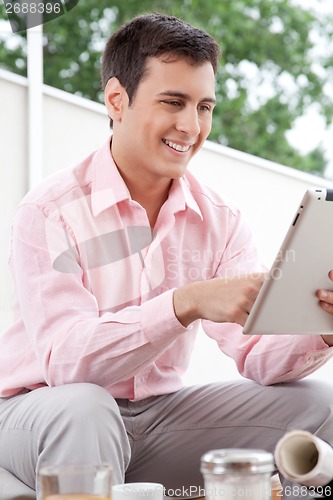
top-left (201, 449), bottom-right (275, 500)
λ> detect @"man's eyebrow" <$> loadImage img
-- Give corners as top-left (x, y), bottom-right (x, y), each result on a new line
top-left (157, 91), bottom-right (216, 104)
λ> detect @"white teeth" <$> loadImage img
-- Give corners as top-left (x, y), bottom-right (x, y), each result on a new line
top-left (164, 139), bottom-right (190, 152)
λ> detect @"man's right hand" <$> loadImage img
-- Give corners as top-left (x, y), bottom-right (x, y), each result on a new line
top-left (173, 273), bottom-right (266, 328)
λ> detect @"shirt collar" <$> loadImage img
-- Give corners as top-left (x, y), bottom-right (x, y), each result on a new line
top-left (91, 137), bottom-right (203, 221)
top-left (91, 137), bottom-right (131, 217)
top-left (178, 176), bottom-right (203, 220)
top-left (167, 176), bottom-right (203, 221)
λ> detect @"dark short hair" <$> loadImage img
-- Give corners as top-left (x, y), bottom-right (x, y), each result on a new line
top-left (101, 13), bottom-right (221, 127)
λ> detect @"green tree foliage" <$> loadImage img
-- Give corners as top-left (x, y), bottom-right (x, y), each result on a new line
top-left (1, 0), bottom-right (333, 174)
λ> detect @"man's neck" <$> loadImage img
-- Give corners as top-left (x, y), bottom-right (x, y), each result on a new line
top-left (109, 139), bottom-right (172, 226)
top-left (127, 178), bottom-right (172, 227)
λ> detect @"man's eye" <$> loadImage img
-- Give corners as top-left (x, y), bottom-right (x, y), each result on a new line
top-left (199, 104), bottom-right (212, 112)
top-left (163, 100), bottom-right (181, 107)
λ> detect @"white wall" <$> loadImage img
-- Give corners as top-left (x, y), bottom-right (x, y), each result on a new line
top-left (1, 68), bottom-right (333, 385)
top-left (1, 72), bottom-right (28, 328)
top-left (43, 88), bottom-right (110, 176)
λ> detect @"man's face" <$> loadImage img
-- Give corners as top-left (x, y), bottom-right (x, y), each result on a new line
top-left (109, 57), bottom-right (216, 186)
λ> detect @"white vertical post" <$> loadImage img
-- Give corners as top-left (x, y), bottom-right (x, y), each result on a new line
top-left (27, 16), bottom-right (43, 190)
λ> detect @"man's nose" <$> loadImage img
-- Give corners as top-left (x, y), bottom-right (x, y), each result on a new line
top-left (175, 108), bottom-right (200, 137)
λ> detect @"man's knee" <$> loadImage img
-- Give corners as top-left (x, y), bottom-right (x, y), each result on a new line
top-left (282, 379), bottom-right (333, 412)
top-left (37, 383), bottom-right (124, 435)
top-left (38, 383), bottom-right (129, 455)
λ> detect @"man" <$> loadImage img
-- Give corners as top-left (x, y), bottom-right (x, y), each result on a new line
top-left (1, 13), bottom-right (333, 500)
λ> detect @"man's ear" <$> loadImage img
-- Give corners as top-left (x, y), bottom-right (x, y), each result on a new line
top-left (104, 77), bottom-right (128, 123)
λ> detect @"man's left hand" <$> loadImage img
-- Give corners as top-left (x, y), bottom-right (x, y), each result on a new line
top-left (317, 270), bottom-right (333, 346)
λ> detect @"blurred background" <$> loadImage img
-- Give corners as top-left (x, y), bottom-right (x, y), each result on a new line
top-left (2, 0), bottom-right (333, 174)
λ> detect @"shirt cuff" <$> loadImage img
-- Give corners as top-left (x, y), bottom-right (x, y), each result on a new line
top-left (141, 289), bottom-right (190, 350)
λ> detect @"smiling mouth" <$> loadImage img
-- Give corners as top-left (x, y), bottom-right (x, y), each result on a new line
top-left (162, 139), bottom-right (192, 152)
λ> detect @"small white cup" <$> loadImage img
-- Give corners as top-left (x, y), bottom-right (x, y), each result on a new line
top-left (112, 483), bottom-right (164, 500)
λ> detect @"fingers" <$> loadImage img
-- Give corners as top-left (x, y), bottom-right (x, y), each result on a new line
top-left (223, 274), bottom-right (265, 326)
top-left (234, 310), bottom-right (250, 327)
top-left (319, 301), bottom-right (333, 315)
top-left (174, 272), bottom-right (266, 327)
top-left (317, 288), bottom-right (333, 315)
top-left (243, 273), bottom-right (266, 303)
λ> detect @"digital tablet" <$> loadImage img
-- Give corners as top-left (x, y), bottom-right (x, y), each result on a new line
top-left (243, 187), bottom-right (333, 335)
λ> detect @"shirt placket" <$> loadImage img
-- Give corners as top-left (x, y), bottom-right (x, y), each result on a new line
top-left (133, 208), bottom-right (177, 400)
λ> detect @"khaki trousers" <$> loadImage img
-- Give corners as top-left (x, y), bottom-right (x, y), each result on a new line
top-left (1, 379), bottom-right (333, 500)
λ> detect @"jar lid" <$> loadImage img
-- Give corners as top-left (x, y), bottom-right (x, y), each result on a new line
top-left (201, 449), bottom-right (275, 475)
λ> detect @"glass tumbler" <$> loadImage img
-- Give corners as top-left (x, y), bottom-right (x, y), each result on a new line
top-left (39, 463), bottom-right (113, 500)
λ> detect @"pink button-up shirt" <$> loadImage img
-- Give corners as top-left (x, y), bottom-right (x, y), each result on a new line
top-left (1, 138), bottom-right (332, 399)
